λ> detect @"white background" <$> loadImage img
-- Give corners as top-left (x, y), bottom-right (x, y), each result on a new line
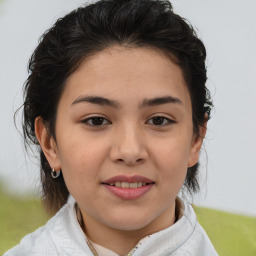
top-left (0, 0), bottom-right (255, 215)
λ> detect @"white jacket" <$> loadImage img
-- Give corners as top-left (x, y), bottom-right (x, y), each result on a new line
top-left (4, 197), bottom-right (218, 256)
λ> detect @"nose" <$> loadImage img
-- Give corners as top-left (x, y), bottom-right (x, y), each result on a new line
top-left (109, 123), bottom-right (148, 166)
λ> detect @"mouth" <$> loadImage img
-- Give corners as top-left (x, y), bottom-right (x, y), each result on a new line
top-left (101, 175), bottom-right (155, 200)
top-left (102, 175), bottom-right (155, 187)
top-left (102, 181), bottom-right (154, 188)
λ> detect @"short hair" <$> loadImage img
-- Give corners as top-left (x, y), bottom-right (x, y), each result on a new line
top-left (22, 0), bottom-right (212, 214)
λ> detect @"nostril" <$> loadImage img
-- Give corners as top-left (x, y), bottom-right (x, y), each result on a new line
top-left (115, 158), bottom-right (144, 165)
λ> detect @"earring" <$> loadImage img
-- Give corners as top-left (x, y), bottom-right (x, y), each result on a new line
top-left (51, 168), bottom-right (61, 178)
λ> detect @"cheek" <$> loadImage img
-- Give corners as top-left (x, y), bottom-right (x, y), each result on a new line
top-left (152, 134), bottom-right (192, 165)
top-left (150, 135), bottom-right (191, 184)
top-left (56, 133), bottom-right (111, 185)
top-left (58, 130), bottom-right (100, 164)
top-left (58, 141), bottom-right (100, 201)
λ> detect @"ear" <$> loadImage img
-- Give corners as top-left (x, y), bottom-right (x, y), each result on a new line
top-left (34, 117), bottom-right (61, 171)
top-left (188, 122), bottom-right (207, 167)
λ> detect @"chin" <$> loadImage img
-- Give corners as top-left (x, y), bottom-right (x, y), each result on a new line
top-left (102, 212), bottom-right (156, 232)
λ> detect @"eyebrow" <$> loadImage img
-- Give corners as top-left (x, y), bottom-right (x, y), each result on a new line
top-left (71, 96), bottom-right (120, 108)
top-left (139, 96), bottom-right (182, 108)
top-left (71, 95), bottom-right (182, 108)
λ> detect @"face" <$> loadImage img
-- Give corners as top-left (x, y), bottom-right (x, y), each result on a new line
top-left (37, 46), bottom-right (204, 237)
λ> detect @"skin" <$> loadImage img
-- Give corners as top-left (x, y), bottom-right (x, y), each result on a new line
top-left (35, 46), bottom-right (206, 255)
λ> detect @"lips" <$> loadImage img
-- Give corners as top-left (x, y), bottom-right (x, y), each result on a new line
top-left (102, 175), bottom-right (155, 200)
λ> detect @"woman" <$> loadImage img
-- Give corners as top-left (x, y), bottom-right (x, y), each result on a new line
top-left (4, 0), bottom-right (218, 255)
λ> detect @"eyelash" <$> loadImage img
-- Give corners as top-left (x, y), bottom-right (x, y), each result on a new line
top-left (146, 116), bottom-right (175, 126)
top-left (81, 117), bottom-right (111, 126)
top-left (81, 116), bottom-right (176, 127)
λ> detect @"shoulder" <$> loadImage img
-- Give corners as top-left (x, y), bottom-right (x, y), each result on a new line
top-left (3, 198), bottom-right (92, 256)
top-left (3, 204), bottom-right (70, 256)
top-left (131, 198), bottom-right (219, 256)
top-left (3, 224), bottom-right (57, 256)
top-left (177, 221), bottom-right (219, 256)
top-left (173, 201), bottom-right (219, 256)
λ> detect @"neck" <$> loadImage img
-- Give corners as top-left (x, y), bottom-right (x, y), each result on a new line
top-left (78, 204), bottom-right (176, 256)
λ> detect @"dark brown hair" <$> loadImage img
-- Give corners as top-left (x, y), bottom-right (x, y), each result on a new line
top-left (22, 0), bottom-right (212, 214)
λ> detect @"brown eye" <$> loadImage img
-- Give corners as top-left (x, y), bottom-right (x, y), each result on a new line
top-left (152, 117), bottom-right (165, 125)
top-left (82, 117), bottom-right (111, 126)
top-left (146, 116), bottom-right (175, 126)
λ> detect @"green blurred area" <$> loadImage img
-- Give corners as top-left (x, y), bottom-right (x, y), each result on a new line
top-left (0, 188), bottom-right (49, 255)
top-left (194, 206), bottom-right (256, 256)
top-left (1, 187), bottom-right (256, 255)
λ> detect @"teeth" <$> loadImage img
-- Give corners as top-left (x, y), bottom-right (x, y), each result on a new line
top-left (122, 182), bottom-right (130, 188)
top-left (129, 182), bottom-right (138, 188)
top-left (115, 181), bottom-right (121, 187)
top-left (112, 181), bottom-right (149, 188)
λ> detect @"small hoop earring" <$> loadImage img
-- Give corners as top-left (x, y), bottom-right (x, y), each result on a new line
top-left (51, 168), bottom-right (61, 179)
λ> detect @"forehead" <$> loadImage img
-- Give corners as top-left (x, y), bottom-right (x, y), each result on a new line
top-left (62, 46), bottom-right (191, 107)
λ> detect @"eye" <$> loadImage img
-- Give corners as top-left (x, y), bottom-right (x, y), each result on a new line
top-left (146, 116), bottom-right (175, 126)
top-left (82, 117), bottom-right (111, 126)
